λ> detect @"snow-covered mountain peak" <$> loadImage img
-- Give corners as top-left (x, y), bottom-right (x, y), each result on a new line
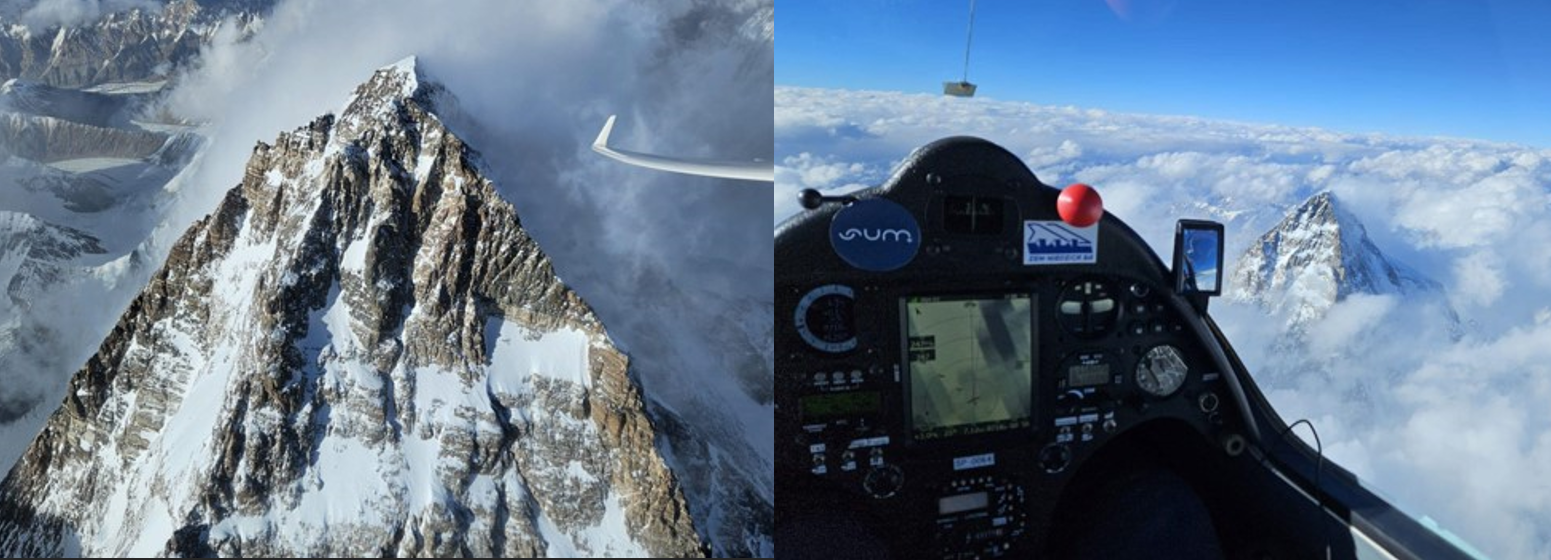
top-left (385, 55), bottom-right (422, 82)
top-left (1230, 191), bottom-right (1458, 330)
top-left (357, 55), bottom-right (431, 106)
top-left (326, 56), bottom-right (453, 153)
top-left (1300, 190), bottom-right (1363, 235)
top-left (0, 57), bottom-right (704, 558)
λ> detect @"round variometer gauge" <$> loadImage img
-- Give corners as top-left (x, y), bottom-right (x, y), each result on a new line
top-left (1135, 345), bottom-right (1188, 397)
top-left (794, 284), bottom-right (858, 353)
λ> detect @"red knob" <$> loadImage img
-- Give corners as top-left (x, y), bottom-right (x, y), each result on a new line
top-left (1058, 183), bottom-right (1104, 227)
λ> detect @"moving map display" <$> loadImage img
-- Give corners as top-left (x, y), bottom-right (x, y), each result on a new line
top-left (905, 294), bottom-right (1034, 440)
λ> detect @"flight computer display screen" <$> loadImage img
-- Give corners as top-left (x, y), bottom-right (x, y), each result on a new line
top-left (800, 391), bottom-right (881, 420)
top-left (904, 294), bottom-right (1034, 440)
top-left (938, 492), bottom-right (989, 515)
top-left (1068, 363), bottom-right (1110, 387)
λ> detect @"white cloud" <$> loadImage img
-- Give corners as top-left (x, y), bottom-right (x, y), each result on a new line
top-left (773, 152), bottom-right (878, 226)
top-left (1305, 164), bottom-right (1336, 185)
top-left (1453, 252), bottom-right (1506, 307)
top-left (776, 86), bottom-right (1551, 559)
top-left (1304, 293), bottom-right (1396, 357)
top-left (1374, 321), bottom-right (1551, 560)
top-left (1023, 138), bottom-right (1083, 167)
top-left (1392, 168), bottom-right (1543, 249)
top-left (780, 152), bottom-right (869, 189)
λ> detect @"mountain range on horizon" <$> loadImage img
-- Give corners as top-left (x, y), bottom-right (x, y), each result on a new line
top-left (0, 0), bottom-right (247, 482)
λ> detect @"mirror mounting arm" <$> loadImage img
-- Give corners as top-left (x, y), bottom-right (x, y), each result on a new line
top-left (1186, 292), bottom-right (1211, 314)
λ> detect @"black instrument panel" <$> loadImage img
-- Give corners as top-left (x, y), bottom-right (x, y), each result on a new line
top-left (776, 138), bottom-right (1245, 559)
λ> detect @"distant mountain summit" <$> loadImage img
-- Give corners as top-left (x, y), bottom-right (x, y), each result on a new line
top-left (0, 58), bottom-right (703, 557)
top-left (1230, 191), bottom-right (1460, 332)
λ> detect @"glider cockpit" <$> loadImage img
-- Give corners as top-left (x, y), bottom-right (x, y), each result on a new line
top-left (775, 137), bottom-right (1475, 560)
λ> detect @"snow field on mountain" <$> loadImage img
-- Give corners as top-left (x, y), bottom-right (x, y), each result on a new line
top-left (487, 320), bottom-right (592, 392)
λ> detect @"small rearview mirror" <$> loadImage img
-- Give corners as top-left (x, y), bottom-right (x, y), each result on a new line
top-left (1173, 220), bottom-right (1224, 296)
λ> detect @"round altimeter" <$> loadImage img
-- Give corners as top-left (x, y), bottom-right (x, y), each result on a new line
top-left (794, 284), bottom-right (858, 353)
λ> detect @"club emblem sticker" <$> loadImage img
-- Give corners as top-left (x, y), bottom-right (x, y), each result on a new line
top-left (830, 199), bottom-right (921, 272)
top-left (1024, 220), bottom-right (1098, 265)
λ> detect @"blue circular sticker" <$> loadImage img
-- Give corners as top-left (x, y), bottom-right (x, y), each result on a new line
top-left (830, 198), bottom-right (921, 272)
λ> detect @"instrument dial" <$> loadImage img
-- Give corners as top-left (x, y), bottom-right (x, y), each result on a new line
top-left (1135, 344), bottom-right (1188, 397)
top-left (794, 284), bottom-right (858, 353)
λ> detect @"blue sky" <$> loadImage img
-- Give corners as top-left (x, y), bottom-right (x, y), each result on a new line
top-left (779, 0), bottom-right (1551, 148)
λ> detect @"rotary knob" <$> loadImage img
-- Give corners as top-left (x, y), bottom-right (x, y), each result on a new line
top-left (1038, 443), bottom-right (1072, 474)
top-left (863, 464), bottom-right (905, 499)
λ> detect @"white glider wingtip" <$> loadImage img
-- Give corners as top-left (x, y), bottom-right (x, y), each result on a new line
top-left (593, 114), bottom-right (618, 151)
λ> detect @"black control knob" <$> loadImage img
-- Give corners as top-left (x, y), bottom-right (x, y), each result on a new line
top-left (798, 189), bottom-right (823, 209)
top-left (798, 189), bottom-right (857, 209)
top-left (1038, 443), bottom-right (1072, 474)
top-left (863, 465), bottom-right (905, 499)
